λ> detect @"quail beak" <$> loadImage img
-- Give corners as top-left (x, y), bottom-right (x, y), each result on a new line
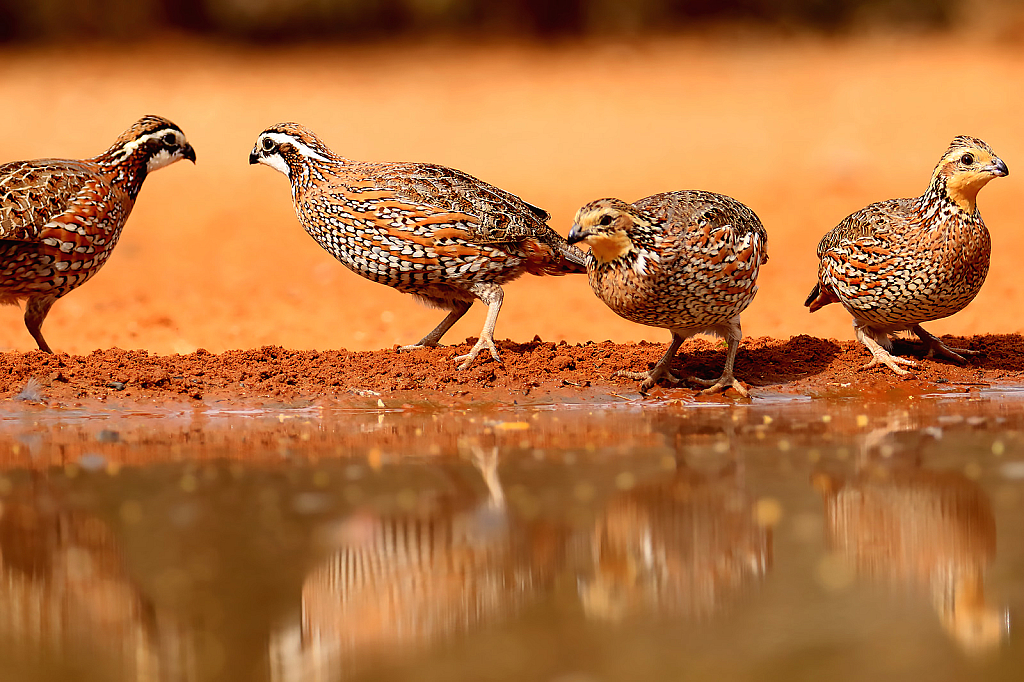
top-left (567, 224), bottom-right (592, 246)
top-left (248, 151), bottom-right (260, 165)
top-left (182, 144), bottom-right (197, 164)
top-left (986, 157), bottom-right (1009, 177)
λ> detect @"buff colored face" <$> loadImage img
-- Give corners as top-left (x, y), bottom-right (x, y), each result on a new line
top-left (570, 207), bottom-right (636, 264)
top-left (938, 146), bottom-right (1008, 212)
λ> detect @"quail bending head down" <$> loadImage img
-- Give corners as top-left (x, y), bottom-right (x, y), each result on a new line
top-left (805, 136), bottom-right (1008, 374)
top-left (0, 116), bottom-right (195, 352)
top-left (250, 123), bottom-right (586, 370)
top-left (569, 190), bottom-right (768, 395)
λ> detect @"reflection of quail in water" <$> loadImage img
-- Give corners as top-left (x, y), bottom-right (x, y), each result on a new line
top-left (249, 123), bottom-right (586, 370)
top-left (568, 191), bottom-right (768, 396)
top-left (580, 457), bottom-right (772, 621)
top-left (813, 468), bottom-right (1006, 653)
top-left (0, 116), bottom-right (196, 352)
top-left (286, 448), bottom-right (530, 679)
top-left (0, 480), bottom-right (185, 677)
top-left (805, 136), bottom-right (1008, 374)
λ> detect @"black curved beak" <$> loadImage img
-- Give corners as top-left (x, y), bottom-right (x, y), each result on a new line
top-left (988, 157), bottom-right (1009, 177)
top-left (567, 224), bottom-right (590, 245)
top-left (182, 144), bottom-right (196, 163)
top-left (248, 151), bottom-right (260, 165)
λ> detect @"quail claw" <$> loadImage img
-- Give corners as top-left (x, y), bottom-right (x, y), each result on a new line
top-left (689, 374), bottom-right (749, 397)
top-left (398, 341), bottom-right (437, 352)
top-left (923, 340), bottom-right (980, 363)
top-left (455, 336), bottom-right (501, 370)
top-left (614, 367), bottom-right (680, 393)
top-left (861, 352), bottom-right (916, 375)
top-left (911, 324), bottom-right (981, 363)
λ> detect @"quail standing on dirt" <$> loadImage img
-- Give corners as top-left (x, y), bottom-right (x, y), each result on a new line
top-left (250, 123), bottom-right (586, 370)
top-left (0, 115), bottom-right (195, 353)
top-left (568, 191), bottom-right (768, 395)
top-left (805, 136), bottom-right (1007, 374)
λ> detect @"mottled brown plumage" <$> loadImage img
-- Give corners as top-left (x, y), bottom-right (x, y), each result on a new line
top-left (568, 191), bottom-right (768, 395)
top-left (0, 115), bottom-right (195, 352)
top-left (250, 123), bottom-right (585, 369)
top-left (806, 136), bottom-right (1007, 374)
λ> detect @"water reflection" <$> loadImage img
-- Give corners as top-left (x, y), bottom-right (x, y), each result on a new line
top-left (270, 446), bottom-right (534, 681)
top-left (580, 454), bottom-right (772, 622)
top-left (814, 461), bottom-right (1007, 653)
top-left (0, 477), bottom-right (193, 681)
top-left (0, 393), bottom-right (1022, 681)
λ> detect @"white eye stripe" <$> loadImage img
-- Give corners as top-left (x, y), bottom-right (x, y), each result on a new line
top-left (115, 129), bottom-right (184, 160)
top-left (263, 132), bottom-right (329, 162)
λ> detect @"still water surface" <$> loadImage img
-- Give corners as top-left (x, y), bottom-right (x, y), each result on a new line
top-left (1, 389), bottom-right (1023, 681)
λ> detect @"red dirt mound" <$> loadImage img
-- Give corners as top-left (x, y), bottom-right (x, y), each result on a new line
top-left (2, 334), bottom-right (1022, 406)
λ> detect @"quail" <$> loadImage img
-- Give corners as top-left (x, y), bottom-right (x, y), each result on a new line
top-left (806, 136), bottom-right (1007, 374)
top-left (249, 123), bottom-right (586, 370)
top-left (0, 115), bottom-right (196, 352)
top-left (567, 191), bottom-right (768, 395)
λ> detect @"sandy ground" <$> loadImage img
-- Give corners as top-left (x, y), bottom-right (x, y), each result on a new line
top-left (0, 37), bottom-right (1023, 359)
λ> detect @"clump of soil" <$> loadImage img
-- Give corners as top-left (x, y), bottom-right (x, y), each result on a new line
top-left (2, 334), bottom-right (1023, 406)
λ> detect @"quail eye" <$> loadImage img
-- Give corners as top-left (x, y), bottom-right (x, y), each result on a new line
top-left (162, 132), bottom-right (177, 146)
top-left (961, 153), bottom-right (975, 166)
top-left (262, 137), bottom-right (275, 152)
top-left (598, 215), bottom-right (613, 227)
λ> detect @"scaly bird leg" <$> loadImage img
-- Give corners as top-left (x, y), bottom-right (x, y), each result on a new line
top-left (855, 324), bottom-right (916, 375)
top-left (911, 324), bottom-right (980, 363)
top-left (688, 320), bottom-right (749, 397)
top-left (455, 284), bottom-right (503, 370)
top-left (615, 333), bottom-right (684, 393)
top-left (399, 299), bottom-right (472, 352)
top-left (25, 295), bottom-right (56, 354)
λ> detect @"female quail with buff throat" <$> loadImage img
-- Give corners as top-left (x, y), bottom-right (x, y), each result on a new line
top-left (805, 136), bottom-right (1007, 374)
top-left (568, 190), bottom-right (768, 395)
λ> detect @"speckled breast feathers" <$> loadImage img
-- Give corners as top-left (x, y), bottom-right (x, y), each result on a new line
top-left (0, 115), bottom-right (195, 352)
top-left (808, 136), bottom-right (1007, 329)
top-left (251, 122), bottom-right (584, 308)
top-left (570, 190), bottom-right (768, 332)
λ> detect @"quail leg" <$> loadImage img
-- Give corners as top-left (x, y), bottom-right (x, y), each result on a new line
top-left (688, 332), bottom-right (749, 397)
top-left (911, 324), bottom-right (980, 363)
top-left (455, 284), bottom-right (503, 370)
top-left (855, 324), bottom-right (916, 375)
top-left (399, 300), bottom-right (472, 351)
top-left (24, 295), bottom-right (56, 354)
top-left (470, 444), bottom-right (505, 509)
top-left (615, 333), bottom-right (684, 392)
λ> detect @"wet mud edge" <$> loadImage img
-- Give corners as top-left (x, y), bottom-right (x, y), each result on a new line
top-left (2, 334), bottom-right (1024, 406)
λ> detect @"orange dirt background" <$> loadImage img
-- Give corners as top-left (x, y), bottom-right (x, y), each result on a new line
top-left (0, 37), bottom-right (1023, 357)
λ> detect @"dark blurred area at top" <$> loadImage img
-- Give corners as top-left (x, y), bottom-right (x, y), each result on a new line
top-left (0, 0), bottom-right (1009, 42)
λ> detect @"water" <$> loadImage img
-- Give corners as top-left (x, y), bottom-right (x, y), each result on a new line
top-left (1, 389), bottom-right (1023, 681)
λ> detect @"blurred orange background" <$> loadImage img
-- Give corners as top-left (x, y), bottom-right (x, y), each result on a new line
top-left (1, 31), bottom-right (1023, 354)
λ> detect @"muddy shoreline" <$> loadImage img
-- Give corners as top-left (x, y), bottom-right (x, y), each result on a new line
top-left (1, 334), bottom-right (1022, 406)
